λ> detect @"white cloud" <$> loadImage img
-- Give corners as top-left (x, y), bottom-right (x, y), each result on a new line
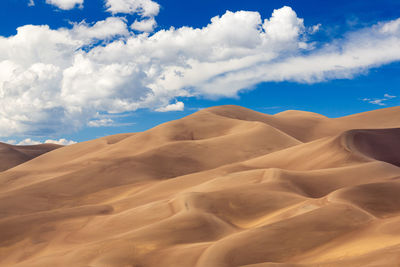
top-left (362, 94), bottom-right (397, 106)
top-left (16, 138), bottom-right (76, 146)
top-left (384, 93), bottom-right (396, 99)
top-left (3, 140), bottom-right (17, 145)
top-left (105, 0), bottom-right (160, 17)
top-left (45, 0), bottom-right (84, 10)
top-left (105, 0), bottom-right (160, 33)
top-left (87, 113), bottom-right (135, 127)
top-left (263, 6), bottom-right (304, 43)
top-left (155, 101), bottom-right (184, 112)
top-left (380, 19), bottom-right (400, 34)
top-left (131, 17), bottom-right (157, 32)
top-left (309, 23), bottom-right (321, 34)
top-left (28, 0), bottom-right (35, 7)
top-left (17, 138), bottom-right (42, 145)
top-left (368, 99), bottom-right (386, 106)
top-left (70, 17), bottom-right (130, 41)
top-left (44, 138), bottom-right (77, 145)
top-left (1, 6), bottom-right (400, 138)
top-left (88, 118), bottom-right (115, 127)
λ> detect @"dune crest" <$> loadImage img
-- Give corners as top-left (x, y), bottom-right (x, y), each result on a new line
top-left (1, 105), bottom-right (400, 267)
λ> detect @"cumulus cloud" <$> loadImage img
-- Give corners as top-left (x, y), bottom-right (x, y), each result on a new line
top-left (44, 138), bottom-right (77, 145)
top-left (105, 0), bottom-right (160, 32)
top-left (263, 6), bottom-right (304, 43)
top-left (105, 0), bottom-right (160, 17)
top-left (1, 6), bottom-right (400, 138)
top-left (155, 101), bottom-right (184, 112)
top-left (131, 17), bottom-right (157, 32)
top-left (17, 138), bottom-right (42, 145)
top-left (45, 0), bottom-right (84, 10)
top-left (69, 17), bottom-right (130, 42)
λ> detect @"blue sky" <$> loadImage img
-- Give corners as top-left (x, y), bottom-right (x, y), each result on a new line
top-left (0, 0), bottom-right (399, 145)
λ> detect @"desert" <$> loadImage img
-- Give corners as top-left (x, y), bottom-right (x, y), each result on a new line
top-left (1, 105), bottom-right (400, 266)
top-left (1, 0), bottom-right (400, 266)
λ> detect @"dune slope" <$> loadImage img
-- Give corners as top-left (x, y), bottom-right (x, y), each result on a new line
top-left (0, 105), bottom-right (400, 267)
top-left (0, 143), bottom-right (61, 172)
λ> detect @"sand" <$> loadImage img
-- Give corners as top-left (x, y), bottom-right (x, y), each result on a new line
top-left (0, 105), bottom-right (400, 266)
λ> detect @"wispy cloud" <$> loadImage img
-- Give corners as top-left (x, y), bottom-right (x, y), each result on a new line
top-left (87, 118), bottom-right (135, 127)
top-left (258, 106), bottom-right (281, 110)
top-left (362, 93), bottom-right (397, 106)
top-left (384, 93), bottom-right (396, 99)
top-left (88, 118), bottom-right (115, 127)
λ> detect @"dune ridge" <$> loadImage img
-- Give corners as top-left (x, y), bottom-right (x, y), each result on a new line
top-left (0, 105), bottom-right (400, 266)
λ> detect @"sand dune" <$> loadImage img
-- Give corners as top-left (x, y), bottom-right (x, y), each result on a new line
top-left (1, 105), bottom-right (400, 266)
top-left (0, 142), bottom-right (61, 172)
